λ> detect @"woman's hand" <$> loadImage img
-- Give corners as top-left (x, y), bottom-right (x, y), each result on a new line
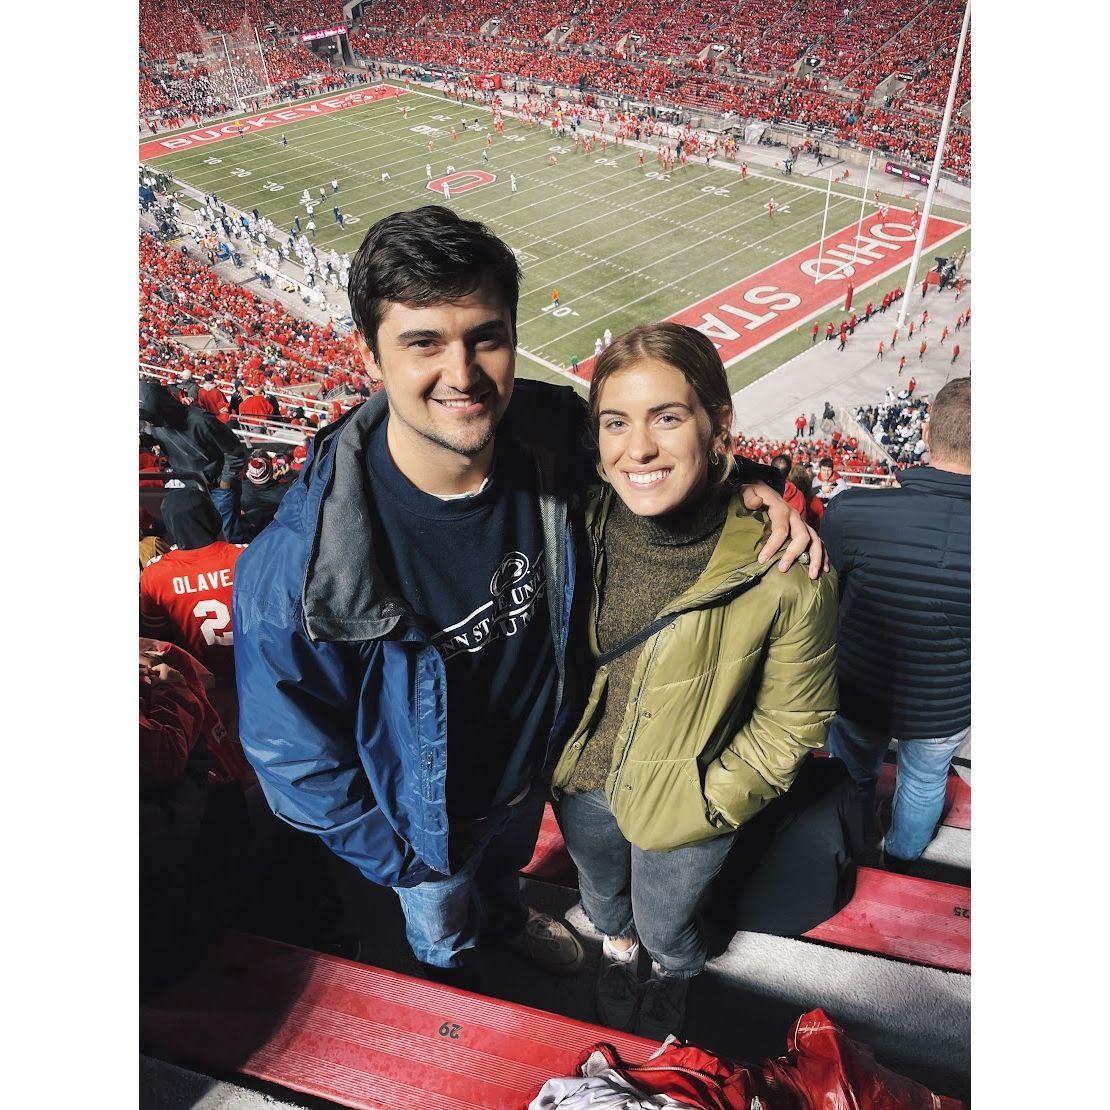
top-left (740, 481), bottom-right (828, 580)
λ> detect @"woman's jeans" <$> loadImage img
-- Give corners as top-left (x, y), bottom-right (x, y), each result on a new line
top-left (556, 788), bottom-right (736, 979)
top-left (826, 714), bottom-right (970, 860)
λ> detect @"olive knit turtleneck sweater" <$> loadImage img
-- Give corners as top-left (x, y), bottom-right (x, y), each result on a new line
top-left (565, 482), bottom-right (731, 794)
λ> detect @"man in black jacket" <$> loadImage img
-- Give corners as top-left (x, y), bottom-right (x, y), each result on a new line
top-left (821, 378), bottom-right (970, 865)
top-left (140, 379), bottom-right (248, 539)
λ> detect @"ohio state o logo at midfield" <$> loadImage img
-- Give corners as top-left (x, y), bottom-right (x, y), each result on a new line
top-left (428, 170), bottom-right (496, 196)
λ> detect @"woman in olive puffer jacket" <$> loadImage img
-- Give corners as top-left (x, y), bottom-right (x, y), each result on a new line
top-left (551, 323), bottom-right (838, 1041)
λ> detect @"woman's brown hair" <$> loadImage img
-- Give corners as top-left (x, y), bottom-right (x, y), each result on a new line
top-left (788, 463), bottom-right (814, 507)
top-left (588, 322), bottom-right (735, 482)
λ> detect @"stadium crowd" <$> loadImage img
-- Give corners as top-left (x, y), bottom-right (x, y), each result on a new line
top-left (139, 229), bottom-right (368, 404)
top-left (137, 0), bottom-right (970, 178)
top-left (346, 31), bottom-right (968, 175)
top-left (141, 0), bottom-right (346, 60)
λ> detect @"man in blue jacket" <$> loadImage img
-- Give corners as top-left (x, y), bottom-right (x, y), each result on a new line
top-left (821, 378), bottom-right (971, 868)
top-left (233, 205), bottom-right (820, 984)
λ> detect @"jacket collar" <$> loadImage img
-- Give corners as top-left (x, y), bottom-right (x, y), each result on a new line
top-left (897, 466), bottom-right (971, 498)
top-left (587, 483), bottom-right (781, 615)
top-left (299, 381), bottom-right (587, 643)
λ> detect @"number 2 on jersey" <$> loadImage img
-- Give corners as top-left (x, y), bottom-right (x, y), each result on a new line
top-left (194, 600), bottom-right (233, 646)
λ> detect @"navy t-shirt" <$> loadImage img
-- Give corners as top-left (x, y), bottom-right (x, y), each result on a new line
top-left (365, 419), bottom-right (558, 817)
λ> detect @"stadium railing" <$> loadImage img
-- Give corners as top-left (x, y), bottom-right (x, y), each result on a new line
top-left (835, 403), bottom-right (898, 470)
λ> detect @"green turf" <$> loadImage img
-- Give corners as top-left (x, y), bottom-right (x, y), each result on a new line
top-left (149, 83), bottom-right (970, 394)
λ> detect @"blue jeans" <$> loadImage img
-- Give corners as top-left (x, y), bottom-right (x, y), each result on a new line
top-left (392, 784), bottom-right (544, 968)
top-left (826, 714), bottom-right (970, 861)
top-left (556, 789), bottom-right (737, 979)
top-left (209, 482), bottom-right (242, 542)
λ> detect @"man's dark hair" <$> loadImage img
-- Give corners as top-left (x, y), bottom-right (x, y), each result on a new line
top-left (347, 206), bottom-right (522, 358)
top-left (818, 456), bottom-right (834, 469)
top-left (769, 453), bottom-right (792, 475)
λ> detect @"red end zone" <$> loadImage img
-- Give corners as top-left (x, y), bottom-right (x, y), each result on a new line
top-left (571, 206), bottom-right (966, 380)
top-left (139, 86), bottom-right (404, 162)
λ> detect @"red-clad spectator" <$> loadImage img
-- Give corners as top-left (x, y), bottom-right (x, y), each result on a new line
top-left (139, 487), bottom-right (246, 682)
top-left (237, 385), bottom-right (276, 419)
top-left (197, 373), bottom-right (229, 420)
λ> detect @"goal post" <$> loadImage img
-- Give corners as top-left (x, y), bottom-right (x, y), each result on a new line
top-left (191, 11), bottom-right (273, 112)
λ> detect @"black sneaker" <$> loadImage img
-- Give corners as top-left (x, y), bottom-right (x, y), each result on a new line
top-left (318, 933), bottom-right (362, 962)
top-left (416, 956), bottom-right (488, 995)
top-left (635, 964), bottom-right (689, 1042)
top-left (594, 939), bottom-right (641, 1031)
top-left (880, 844), bottom-right (920, 875)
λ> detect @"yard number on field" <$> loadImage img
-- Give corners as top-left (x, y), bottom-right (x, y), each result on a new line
top-left (702, 186), bottom-right (730, 196)
top-left (202, 157), bottom-right (223, 165)
top-left (230, 167), bottom-right (251, 177)
top-left (542, 302), bottom-right (579, 319)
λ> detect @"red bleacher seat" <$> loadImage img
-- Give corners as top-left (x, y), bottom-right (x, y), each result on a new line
top-left (804, 868), bottom-right (970, 974)
top-left (523, 803), bottom-right (970, 974)
top-left (142, 930), bottom-right (656, 1110)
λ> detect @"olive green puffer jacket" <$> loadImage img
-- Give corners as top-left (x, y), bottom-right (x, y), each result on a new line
top-left (551, 484), bottom-right (839, 852)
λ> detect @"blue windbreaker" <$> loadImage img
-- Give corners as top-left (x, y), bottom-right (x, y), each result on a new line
top-left (232, 381), bottom-right (594, 887)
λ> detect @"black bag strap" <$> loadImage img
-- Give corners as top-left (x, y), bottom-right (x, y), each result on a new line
top-left (596, 612), bottom-right (681, 668)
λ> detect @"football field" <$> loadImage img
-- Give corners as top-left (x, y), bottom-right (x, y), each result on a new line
top-left (143, 84), bottom-right (971, 394)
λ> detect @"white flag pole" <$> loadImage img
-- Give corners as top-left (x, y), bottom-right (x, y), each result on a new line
top-left (897, 0), bottom-right (971, 329)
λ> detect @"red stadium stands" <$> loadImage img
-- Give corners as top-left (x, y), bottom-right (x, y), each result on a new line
top-left (138, 0), bottom-right (971, 178)
top-left (139, 231), bottom-right (366, 403)
top-left (142, 930), bottom-right (657, 1110)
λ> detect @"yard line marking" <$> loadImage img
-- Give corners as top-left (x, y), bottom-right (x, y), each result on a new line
top-left (515, 346), bottom-right (589, 390)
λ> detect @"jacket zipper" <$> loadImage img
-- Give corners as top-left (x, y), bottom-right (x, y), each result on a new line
top-left (609, 568), bottom-right (760, 803)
